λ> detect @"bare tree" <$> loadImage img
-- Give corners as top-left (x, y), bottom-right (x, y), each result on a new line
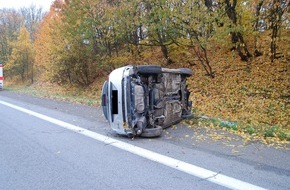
top-left (20, 5), bottom-right (44, 41)
top-left (0, 9), bottom-right (23, 62)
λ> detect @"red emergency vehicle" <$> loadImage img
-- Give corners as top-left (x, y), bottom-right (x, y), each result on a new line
top-left (0, 64), bottom-right (3, 90)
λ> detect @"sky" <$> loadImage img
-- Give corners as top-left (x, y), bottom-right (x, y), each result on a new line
top-left (0, 0), bottom-right (55, 12)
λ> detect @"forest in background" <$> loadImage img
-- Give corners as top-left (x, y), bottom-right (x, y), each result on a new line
top-left (0, 0), bottom-right (289, 143)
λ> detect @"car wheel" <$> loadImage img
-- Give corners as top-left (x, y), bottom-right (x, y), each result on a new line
top-left (179, 68), bottom-right (192, 76)
top-left (140, 126), bottom-right (163, 137)
top-left (136, 65), bottom-right (162, 74)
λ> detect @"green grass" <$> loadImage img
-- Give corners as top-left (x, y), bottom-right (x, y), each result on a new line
top-left (193, 116), bottom-right (290, 143)
top-left (5, 84), bottom-right (100, 106)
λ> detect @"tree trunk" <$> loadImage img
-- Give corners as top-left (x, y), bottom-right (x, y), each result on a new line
top-left (192, 45), bottom-right (215, 78)
top-left (160, 44), bottom-right (173, 65)
top-left (254, 0), bottom-right (264, 57)
top-left (269, 0), bottom-right (285, 62)
top-left (31, 61), bottom-right (34, 84)
top-left (270, 24), bottom-right (278, 62)
top-left (157, 31), bottom-right (173, 65)
top-left (224, 0), bottom-right (252, 61)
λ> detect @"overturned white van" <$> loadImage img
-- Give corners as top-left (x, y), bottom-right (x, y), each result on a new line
top-left (101, 65), bottom-right (192, 137)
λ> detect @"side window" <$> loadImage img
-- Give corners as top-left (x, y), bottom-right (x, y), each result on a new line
top-left (112, 90), bottom-right (118, 114)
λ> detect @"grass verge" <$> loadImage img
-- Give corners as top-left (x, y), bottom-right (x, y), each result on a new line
top-left (185, 115), bottom-right (289, 149)
top-left (4, 82), bottom-right (101, 106)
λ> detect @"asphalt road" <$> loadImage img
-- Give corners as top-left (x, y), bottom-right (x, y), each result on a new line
top-left (0, 91), bottom-right (289, 190)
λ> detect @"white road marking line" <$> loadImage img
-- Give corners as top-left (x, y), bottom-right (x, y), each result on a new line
top-left (0, 100), bottom-right (267, 190)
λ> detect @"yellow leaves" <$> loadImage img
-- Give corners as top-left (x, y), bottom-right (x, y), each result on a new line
top-left (5, 26), bottom-right (35, 82)
top-left (231, 149), bottom-right (239, 154)
top-left (186, 31), bottom-right (290, 142)
top-left (34, 11), bottom-right (59, 74)
top-left (210, 134), bottom-right (224, 141)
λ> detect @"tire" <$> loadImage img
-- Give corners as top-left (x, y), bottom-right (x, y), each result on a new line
top-left (179, 68), bottom-right (192, 77)
top-left (182, 113), bottom-right (193, 120)
top-left (136, 65), bottom-right (162, 74)
top-left (140, 126), bottom-right (163, 138)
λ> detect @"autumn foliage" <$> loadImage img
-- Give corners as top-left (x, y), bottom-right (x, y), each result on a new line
top-left (187, 30), bottom-right (290, 142)
top-left (5, 27), bottom-right (34, 83)
top-left (0, 0), bottom-right (289, 142)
